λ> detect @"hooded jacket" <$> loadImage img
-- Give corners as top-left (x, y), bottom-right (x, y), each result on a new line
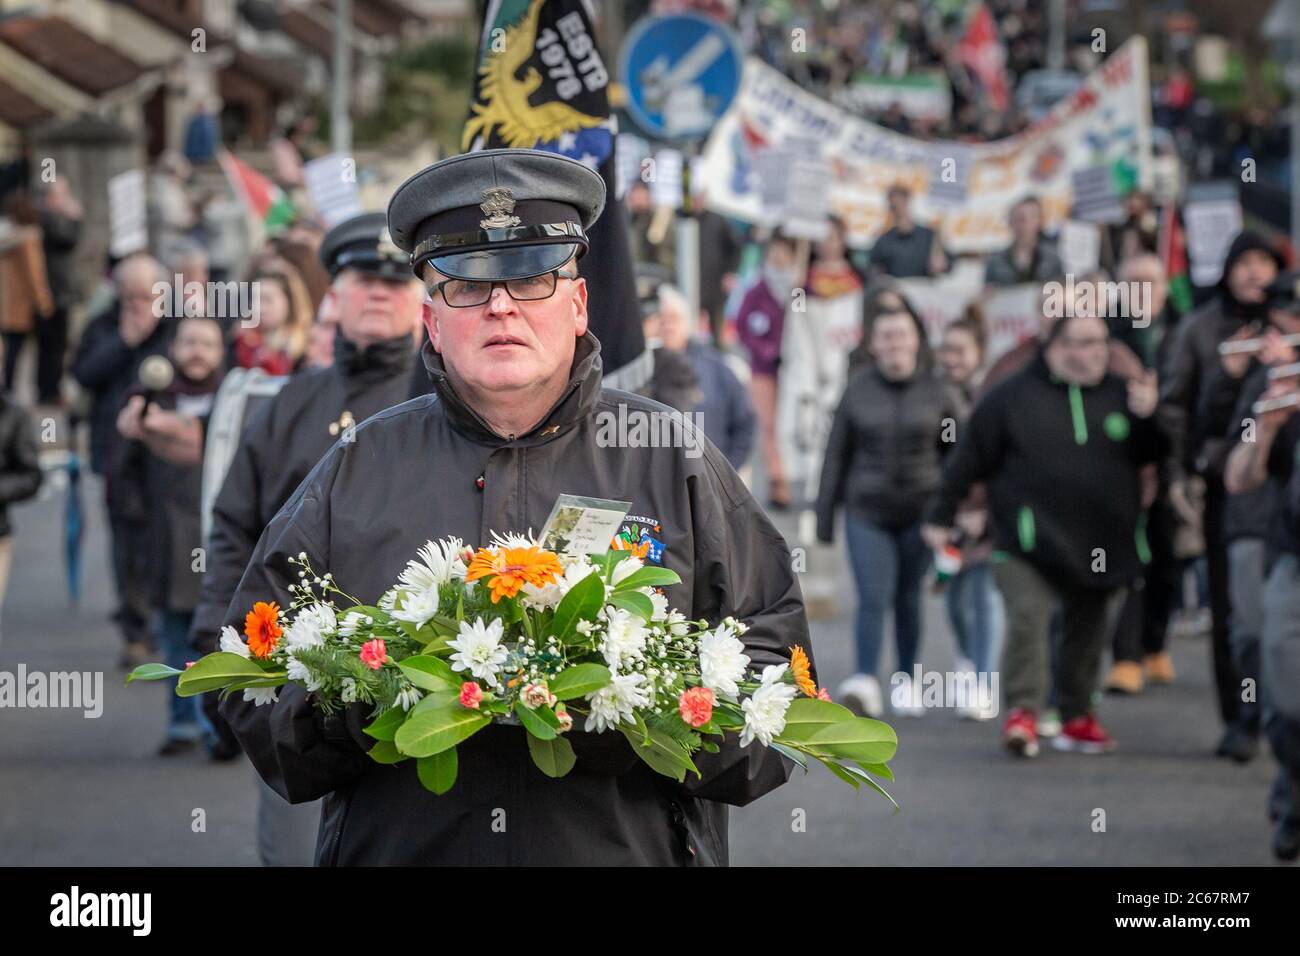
top-left (190, 332), bottom-right (429, 652)
top-left (1158, 231), bottom-right (1282, 481)
top-left (926, 351), bottom-right (1166, 589)
top-left (218, 332), bottom-right (812, 865)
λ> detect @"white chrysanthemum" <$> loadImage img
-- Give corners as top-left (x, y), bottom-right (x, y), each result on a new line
top-left (285, 603), bottom-right (335, 652)
top-left (400, 537), bottom-right (467, 593)
top-left (396, 686), bottom-right (423, 711)
top-left (600, 607), bottom-right (648, 670)
top-left (647, 590), bottom-right (668, 622)
top-left (740, 665), bottom-right (797, 747)
top-left (377, 589), bottom-right (399, 612)
top-left (285, 656), bottom-right (323, 692)
top-left (698, 622), bottom-right (750, 698)
top-left (490, 529), bottom-right (536, 549)
top-left (610, 555), bottom-right (643, 586)
top-left (243, 687), bottom-right (278, 707)
top-left (521, 559), bottom-right (599, 610)
top-left (584, 672), bottom-right (652, 732)
top-left (448, 617), bottom-right (508, 682)
top-left (337, 609), bottom-right (368, 637)
top-left (219, 625), bottom-right (250, 659)
top-left (665, 610), bottom-right (690, 637)
top-left (391, 587), bottom-right (440, 628)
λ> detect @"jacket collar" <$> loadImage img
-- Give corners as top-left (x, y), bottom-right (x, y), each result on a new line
top-left (421, 331), bottom-right (605, 445)
top-left (334, 332), bottom-right (417, 381)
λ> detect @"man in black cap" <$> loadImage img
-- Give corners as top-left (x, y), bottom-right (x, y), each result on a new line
top-left (1225, 271), bottom-right (1300, 861)
top-left (1159, 230), bottom-right (1282, 761)
top-left (219, 148), bottom-right (813, 865)
top-left (191, 211), bottom-right (429, 865)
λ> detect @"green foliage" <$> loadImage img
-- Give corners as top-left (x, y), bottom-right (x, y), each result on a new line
top-left (417, 749), bottom-right (459, 794)
top-left (526, 734), bottom-right (576, 778)
top-left (352, 33), bottom-right (479, 151)
top-left (548, 663), bottom-right (610, 699)
top-left (175, 653), bottom-right (269, 697)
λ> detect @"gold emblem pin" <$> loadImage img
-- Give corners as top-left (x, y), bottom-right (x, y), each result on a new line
top-left (329, 410), bottom-right (356, 437)
top-left (479, 186), bottom-right (522, 229)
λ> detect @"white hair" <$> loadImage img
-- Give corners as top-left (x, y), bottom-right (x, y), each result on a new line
top-left (656, 283), bottom-right (694, 330)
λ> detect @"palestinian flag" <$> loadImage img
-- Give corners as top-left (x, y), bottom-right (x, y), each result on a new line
top-left (216, 148), bottom-right (295, 237)
top-left (1158, 203), bottom-right (1194, 315)
top-left (463, 0), bottom-right (649, 389)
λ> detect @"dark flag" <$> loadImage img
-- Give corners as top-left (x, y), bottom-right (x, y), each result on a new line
top-left (464, 0), bottom-right (649, 388)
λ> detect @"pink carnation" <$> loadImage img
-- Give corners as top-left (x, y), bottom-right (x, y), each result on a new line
top-left (678, 686), bottom-right (715, 728)
top-left (359, 639), bottom-right (388, 670)
top-left (817, 687), bottom-right (832, 702)
top-left (460, 681), bottom-right (483, 709)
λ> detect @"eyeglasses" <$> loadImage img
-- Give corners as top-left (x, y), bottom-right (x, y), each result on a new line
top-left (428, 270), bottom-right (579, 308)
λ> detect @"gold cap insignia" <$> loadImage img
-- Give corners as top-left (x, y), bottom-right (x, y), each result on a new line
top-left (377, 227), bottom-right (402, 259)
top-left (479, 186), bottom-right (522, 229)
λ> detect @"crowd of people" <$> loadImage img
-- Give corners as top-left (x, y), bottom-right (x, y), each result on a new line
top-left (0, 1), bottom-right (1296, 867)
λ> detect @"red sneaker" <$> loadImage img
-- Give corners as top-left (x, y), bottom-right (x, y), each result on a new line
top-left (1002, 708), bottom-right (1039, 758)
top-left (1053, 714), bottom-right (1117, 754)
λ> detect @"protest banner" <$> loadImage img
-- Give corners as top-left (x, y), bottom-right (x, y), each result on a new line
top-left (699, 38), bottom-right (1152, 254)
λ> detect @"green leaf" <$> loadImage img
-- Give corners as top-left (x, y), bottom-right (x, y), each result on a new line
top-left (837, 764), bottom-right (900, 811)
top-left (125, 663), bottom-right (183, 684)
top-left (547, 663), bottom-right (611, 700)
top-left (363, 707), bottom-right (407, 742)
top-left (532, 704), bottom-right (562, 729)
top-left (700, 739), bottom-right (720, 754)
top-left (367, 739), bottom-right (408, 764)
top-left (526, 734), bottom-right (576, 778)
top-left (550, 572), bottom-right (604, 643)
top-left (514, 701), bottom-right (557, 740)
top-left (398, 655), bottom-right (460, 692)
top-left (411, 689), bottom-right (465, 716)
top-left (612, 566), bottom-right (680, 591)
top-left (220, 674), bottom-right (288, 694)
top-left (857, 761), bottom-right (895, 782)
top-left (619, 723), bottom-right (699, 782)
top-left (805, 717), bottom-right (898, 765)
top-left (769, 740), bottom-right (809, 771)
top-left (822, 759), bottom-right (862, 789)
top-left (176, 652), bottom-right (270, 697)
top-left (607, 590), bottom-right (654, 621)
top-left (417, 749), bottom-right (458, 794)
top-left (394, 702), bottom-right (490, 757)
top-left (778, 698), bottom-right (860, 742)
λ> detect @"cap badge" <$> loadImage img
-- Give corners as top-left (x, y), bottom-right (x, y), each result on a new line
top-left (377, 227), bottom-right (402, 260)
top-left (479, 186), bottom-right (522, 229)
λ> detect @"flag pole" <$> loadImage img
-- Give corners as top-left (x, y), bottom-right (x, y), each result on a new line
top-left (332, 0), bottom-right (353, 155)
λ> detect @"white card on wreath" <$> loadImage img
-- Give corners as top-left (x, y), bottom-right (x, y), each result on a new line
top-left (538, 495), bottom-right (631, 555)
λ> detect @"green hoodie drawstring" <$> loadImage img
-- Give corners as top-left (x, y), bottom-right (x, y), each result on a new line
top-left (1068, 383), bottom-right (1088, 445)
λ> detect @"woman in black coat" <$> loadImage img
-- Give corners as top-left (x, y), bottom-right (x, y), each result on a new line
top-left (815, 287), bottom-right (960, 718)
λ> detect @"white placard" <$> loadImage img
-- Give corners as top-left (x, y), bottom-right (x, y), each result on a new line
top-left (303, 153), bottom-right (362, 228)
top-left (108, 170), bottom-right (147, 259)
top-left (1183, 198), bottom-right (1243, 287)
top-left (1058, 219), bottom-right (1102, 275)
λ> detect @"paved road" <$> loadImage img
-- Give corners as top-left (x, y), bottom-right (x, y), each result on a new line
top-left (0, 471), bottom-right (1282, 865)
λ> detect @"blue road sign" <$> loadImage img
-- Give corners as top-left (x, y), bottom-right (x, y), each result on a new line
top-left (620, 13), bottom-right (744, 142)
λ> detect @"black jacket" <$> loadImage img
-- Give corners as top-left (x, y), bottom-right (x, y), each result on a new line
top-left (117, 377), bottom-right (221, 611)
top-left (816, 365), bottom-right (960, 540)
top-left (190, 333), bottom-right (429, 652)
top-left (219, 332), bottom-right (812, 866)
top-left (1201, 362), bottom-right (1278, 542)
top-left (926, 353), bottom-right (1166, 589)
top-left (70, 303), bottom-right (170, 479)
top-left (0, 395), bottom-right (42, 538)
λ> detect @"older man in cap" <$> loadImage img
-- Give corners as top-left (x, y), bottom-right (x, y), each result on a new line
top-left (219, 148), bottom-right (813, 866)
top-left (191, 211), bottom-right (429, 865)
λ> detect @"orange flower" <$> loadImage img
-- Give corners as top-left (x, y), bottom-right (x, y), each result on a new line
top-left (465, 546), bottom-right (563, 603)
top-left (244, 601), bottom-right (283, 659)
top-left (790, 645), bottom-right (817, 698)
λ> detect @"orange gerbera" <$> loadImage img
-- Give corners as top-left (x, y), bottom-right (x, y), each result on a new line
top-left (244, 601), bottom-right (283, 659)
top-left (465, 546), bottom-right (563, 603)
top-left (790, 645), bottom-right (817, 697)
